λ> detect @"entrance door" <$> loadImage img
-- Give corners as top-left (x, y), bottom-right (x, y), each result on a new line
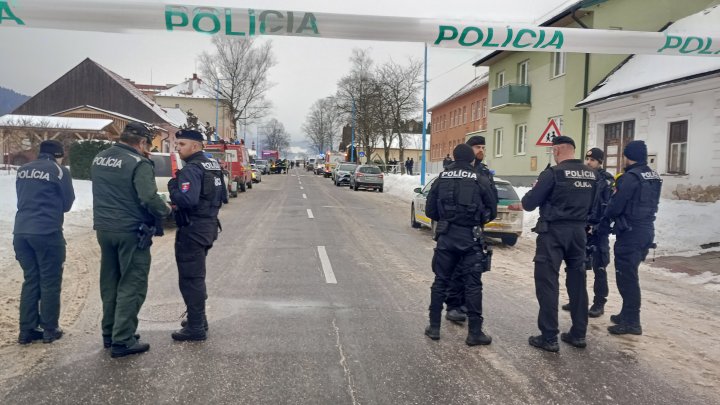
top-left (603, 120), bottom-right (635, 175)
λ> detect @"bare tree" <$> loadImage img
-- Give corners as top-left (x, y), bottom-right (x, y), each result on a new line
top-left (262, 118), bottom-right (290, 155)
top-left (199, 37), bottom-right (276, 138)
top-left (377, 58), bottom-right (423, 170)
top-left (302, 97), bottom-right (342, 154)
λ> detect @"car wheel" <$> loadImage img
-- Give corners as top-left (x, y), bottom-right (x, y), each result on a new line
top-left (239, 182), bottom-right (246, 192)
top-left (248, 181), bottom-right (253, 189)
top-left (354, 183), bottom-right (359, 191)
top-left (502, 235), bottom-right (519, 246)
top-left (335, 180), bottom-right (340, 187)
top-left (410, 204), bottom-right (421, 228)
top-left (379, 188), bottom-right (383, 193)
top-left (231, 190), bottom-right (238, 198)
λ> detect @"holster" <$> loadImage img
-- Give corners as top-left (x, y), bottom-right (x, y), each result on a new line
top-left (137, 223), bottom-right (156, 249)
top-left (612, 216), bottom-right (632, 234)
top-left (174, 208), bottom-right (191, 227)
top-left (531, 220), bottom-right (549, 234)
top-left (481, 243), bottom-right (493, 273)
top-left (432, 220), bottom-right (450, 241)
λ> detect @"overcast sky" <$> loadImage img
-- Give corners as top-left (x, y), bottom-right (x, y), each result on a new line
top-left (0, 0), bottom-right (573, 142)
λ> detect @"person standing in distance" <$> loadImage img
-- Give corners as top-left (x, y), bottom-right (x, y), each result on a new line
top-left (424, 144), bottom-right (496, 346)
top-left (92, 122), bottom-right (171, 358)
top-left (604, 140), bottom-right (661, 335)
top-left (14, 140), bottom-right (75, 344)
top-left (521, 136), bottom-right (597, 352)
top-left (561, 148), bottom-right (614, 317)
top-left (169, 130), bottom-right (227, 342)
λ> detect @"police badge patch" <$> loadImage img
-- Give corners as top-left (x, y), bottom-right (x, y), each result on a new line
top-left (181, 182), bottom-right (191, 192)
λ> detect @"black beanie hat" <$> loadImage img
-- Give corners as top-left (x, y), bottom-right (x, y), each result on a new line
top-left (176, 129), bottom-right (204, 143)
top-left (466, 135), bottom-right (486, 146)
top-left (453, 144), bottom-right (475, 163)
top-left (39, 140), bottom-right (64, 158)
top-left (623, 140), bottom-right (648, 162)
top-left (585, 147), bottom-right (604, 163)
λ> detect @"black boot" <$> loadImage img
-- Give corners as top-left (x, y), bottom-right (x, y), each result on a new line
top-left (608, 323), bottom-right (642, 335)
top-left (111, 341), bottom-right (150, 358)
top-left (103, 333), bottom-right (141, 349)
top-left (43, 328), bottom-right (63, 343)
top-left (445, 309), bottom-right (467, 323)
top-left (172, 311), bottom-right (207, 342)
top-left (528, 335), bottom-right (559, 352)
top-left (465, 318), bottom-right (492, 346)
top-left (18, 328), bottom-right (44, 345)
top-left (588, 304), bottom-right (605, 318)
top-left (560, 332), bottom-right (587, 348)
top-left (424, 325), bottom-right (440, 340)
top-left (180, 315), bottom-right (209, 331)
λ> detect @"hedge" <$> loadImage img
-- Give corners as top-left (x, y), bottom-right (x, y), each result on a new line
top-left (69, 140), bottom-right (112, 180)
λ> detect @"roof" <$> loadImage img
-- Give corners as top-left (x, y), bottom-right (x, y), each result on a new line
top-left (472, 0), bottom-right (585, 67)
top-left (161, 107), bottom-right (189, 128)
top-left (577, 5), bottom-right (720, 107)
top-left (156, 76), bottom-right (217, 99)
top-left (53, 105), bottom-right (149, 124)
top-left (0, 114), bottom-right (113, 131)
top-left (428, 73), bottom-right (489, 112)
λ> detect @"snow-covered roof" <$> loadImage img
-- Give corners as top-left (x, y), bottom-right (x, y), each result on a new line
top-left (162, 107), bottom-right (188, 128)
top-left (577, 5), bottom-right (720, 107)
top-left (429, 73), bottom-right (489, 111)
top-left (53, 105), bottom-right (148, 124)
top-left (156, 76), bottom-right (217, 99)
top-left (0, 114), bottom-right (113, 131)
top-left (371, 133), bottom-right (430, 150)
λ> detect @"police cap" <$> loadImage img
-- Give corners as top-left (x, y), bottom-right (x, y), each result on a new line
top-left (124, 121), bottom-right (154, 142)
top-left (39, 140), bottom-right (64, 158)
top-left (552, 136), bottom-right (575, 148)
top-left (176, 129), bottom-right (204, 143)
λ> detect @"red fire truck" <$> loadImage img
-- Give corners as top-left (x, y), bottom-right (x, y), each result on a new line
top-left (205, 140), bottom-right (253, 196)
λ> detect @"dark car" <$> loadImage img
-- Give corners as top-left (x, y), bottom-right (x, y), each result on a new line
top-left (350, 165), bottom-right (384, 192)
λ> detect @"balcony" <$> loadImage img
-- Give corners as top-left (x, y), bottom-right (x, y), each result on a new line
top-left (490, 84), bottom-right (531, 114)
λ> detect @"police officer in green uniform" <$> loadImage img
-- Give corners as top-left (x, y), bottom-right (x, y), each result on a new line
top-left (91, 122), bottom-right (171, 358)
top-left (168, 130), bottom-right (227, 341)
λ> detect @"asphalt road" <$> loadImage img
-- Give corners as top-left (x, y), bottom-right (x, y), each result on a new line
top-left (1, 169), bottom-right (713, 405)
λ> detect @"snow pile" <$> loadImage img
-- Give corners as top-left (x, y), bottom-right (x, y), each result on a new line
top-left (382, 173), bottom-right (434, 203)
top-left (0, 174), bottom-right (94, 219)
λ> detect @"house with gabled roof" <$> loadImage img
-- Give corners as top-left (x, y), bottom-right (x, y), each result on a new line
top-left (576, 5), bottom-right (720, 201)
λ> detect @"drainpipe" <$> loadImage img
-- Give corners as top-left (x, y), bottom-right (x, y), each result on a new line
top-left (572, 7), bottom-right (590, 156)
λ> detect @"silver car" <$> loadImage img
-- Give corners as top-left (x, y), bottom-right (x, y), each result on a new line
top-left (334, 163), bottom-right (358, 186)
top-left (410, 176), bottom-right (523, 246)
top-left (350, 165), bottom-right (384, 192)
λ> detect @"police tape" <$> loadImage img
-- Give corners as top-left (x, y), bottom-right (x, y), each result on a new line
top-left (2, 1), bottom-right (720, 57)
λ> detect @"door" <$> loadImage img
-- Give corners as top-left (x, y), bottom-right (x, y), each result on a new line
top-left (603, 120), bottom-right (635, 176)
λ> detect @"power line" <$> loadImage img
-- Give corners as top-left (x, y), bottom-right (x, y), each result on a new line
top-left (428, 54), bottom-right (482, 82)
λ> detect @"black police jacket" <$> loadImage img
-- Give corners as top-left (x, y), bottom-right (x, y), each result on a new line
top-left (522, 159), bottom-right (597, 223)
top-left (605, 162), bottom-right (661, 226)
top-left (169, 151), bottom-right (227, 219)
top-left (426, 162), bottom-right (495, 227)
top-left (14, 154), bottom-right (75, 235)
top-left (474, 159), bottom-right (499, 204)
top-left (588, 168), bottom-right (614, 226)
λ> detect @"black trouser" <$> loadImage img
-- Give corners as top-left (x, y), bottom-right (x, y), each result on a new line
top-left (429, 225), bottom-right (485, 329)
top-left (534, 223), bottom-right (587, 341)
top-left (13, 232), bottom-right (66, 331)
top-left (614, 225), bottom-right (654, 326)
top-left (445, 277), bottom-right (466, 312)
top-left (588, 231), bottom-right (610, 306)
top-left (175, 219), bottom-right (218, 327)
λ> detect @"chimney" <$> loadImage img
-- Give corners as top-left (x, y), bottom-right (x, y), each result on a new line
top-left (192, 73), bottom-right (198, 80)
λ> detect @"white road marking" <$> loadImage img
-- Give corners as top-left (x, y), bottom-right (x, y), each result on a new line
top-left (318, 246), bottom-right (337, 284)
top-left (300, 186), bottom-right (304, 190)
top-left (303, 194), bottom-right (307, 199)
top-left (307, 209), bottom-right (314, 219)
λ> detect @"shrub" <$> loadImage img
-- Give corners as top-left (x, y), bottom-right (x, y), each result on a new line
top-left (69, 140), bottom-right (112, 180)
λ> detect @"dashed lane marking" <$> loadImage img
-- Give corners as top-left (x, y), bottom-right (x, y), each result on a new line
top-left (303, 194), bottom-right (307, 199)
top-left (307, 209), bottom-right (314, 219)
top-left (317, 246), bottom-right (337, 284)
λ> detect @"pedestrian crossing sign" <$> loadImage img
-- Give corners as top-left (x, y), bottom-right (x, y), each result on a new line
top-left (536, 120), bottom-right (562, 146)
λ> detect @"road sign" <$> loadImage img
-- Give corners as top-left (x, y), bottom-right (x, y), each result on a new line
top-left (536, 120), bottom-right (562, 146)
top-left (358, 151), bottom-right (365, 157)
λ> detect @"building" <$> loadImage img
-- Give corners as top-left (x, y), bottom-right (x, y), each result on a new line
top-left (474, 0), bottom-right (712, 185)
top-left (154, 73), bottom-right (235, 141)
top-left (428, 73), bottom-right (489, 173)
top-left (577, 6), bottom-right (720, 202)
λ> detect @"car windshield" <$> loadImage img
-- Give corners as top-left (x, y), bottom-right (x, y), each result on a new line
top-left (255, 160), bottom-right (267, 165)
top-left (496, 183), bottom-right (519, 200)
top-left (359, 166), bottom-right (381, 174)
top-left (150, 155), bottom-right (171, 177)
top-left (339, 164), bottom-right (357, 171)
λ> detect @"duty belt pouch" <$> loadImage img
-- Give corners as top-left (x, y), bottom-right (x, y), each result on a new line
top-left (532, 220), bottom-right (549, 234)
top-left (482, 245), bottom-right (493, 273)
top-left (433, 220), bottom-right (450, 241)
top-left (137, 224), bottom-right (156, 249)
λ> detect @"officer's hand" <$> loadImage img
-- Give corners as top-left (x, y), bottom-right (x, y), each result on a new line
top-left (168, 177), bottom-right (177, 190)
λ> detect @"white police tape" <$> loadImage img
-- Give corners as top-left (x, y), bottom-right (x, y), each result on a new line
top-left (2, 1), bottom-right (720, 57)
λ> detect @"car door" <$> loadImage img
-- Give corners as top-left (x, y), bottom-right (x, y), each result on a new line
top-left (415, 177), bottom-right (436, 226)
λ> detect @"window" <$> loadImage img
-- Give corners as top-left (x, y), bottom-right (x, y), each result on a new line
top-left (463, 106), bottom-right (467, 124)
top-left (494, 128), bottom-right (504, 157)
top-left (515, 124), bottom-right (527, 155)
top-left (668, 120), bottom-right (688, 174)
top-left (482, 99), bottom-right (487, 118)
top-left (496, 71), bottom-right (505, 88)
top-left (518, 60), bottom-right (529, 85)
top-left (475, 100), bottom-right (481, 121)
top-left (471, 102), bottom-right (476, 121)
top-left (552, 53), bottom-right (566, 78)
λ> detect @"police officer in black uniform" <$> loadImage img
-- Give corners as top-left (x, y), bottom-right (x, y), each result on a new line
top-left (168, 130), bottom-right (227, 341)
top-left (562, 147), bottom-right (614, 317)
top-left (604, 140), bottom-right (661, 335)
top-left (521, 136), bottom-right (597, 352)
top-left (424, 144), bottom-right (496, 346)
top-left (445, 135), bottom-right (498, 323)
top-left (14, 140), bottom-right (75, 344)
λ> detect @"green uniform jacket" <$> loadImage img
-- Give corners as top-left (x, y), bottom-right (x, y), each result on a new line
top-left (91, 143), bottom-right (170, 232)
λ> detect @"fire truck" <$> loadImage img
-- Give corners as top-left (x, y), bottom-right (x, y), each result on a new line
top-left (205, 140), bottom-right (253, 196)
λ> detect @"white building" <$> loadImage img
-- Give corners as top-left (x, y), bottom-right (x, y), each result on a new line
top-left (576, 6), bottom-right (720, 202)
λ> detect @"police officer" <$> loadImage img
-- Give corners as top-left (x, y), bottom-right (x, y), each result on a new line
top-left (92, 122), bottom-right (171, 358)
top-left (168, 130), bottom-right (227, 341)
top-left (561, 148), bottom-right (614, 317)
top-left (604, 140), bottom-right (661, 335)
top-left (14, 140), bottom-right (75, 344)
top-left (445, 135), bottom-right (498, 323)
top-left (521, 136), bottom-right (597, 352)
top-left (424, 144), bottom-right (496, 346)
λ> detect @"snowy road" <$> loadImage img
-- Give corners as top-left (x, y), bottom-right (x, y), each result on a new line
top-left (0, 169), bottom-right (719, 404)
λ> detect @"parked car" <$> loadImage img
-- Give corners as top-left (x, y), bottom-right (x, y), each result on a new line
top-left (254, 159), bottom-right (269, 174)
top-left (410, 176), bottom-right (523, 246)
top-left (251, 164), bottom-right (262, 183)
top-left (350, 165), bottom-right (384, 192)
top-left (333, 163), bottom-right (358, 186)
top-left (314, 161), bottom-right (326, 175)
top-left (149, 152), bottom-right (184, 202)
top-left (306, 158), bottom-right (318, 171)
